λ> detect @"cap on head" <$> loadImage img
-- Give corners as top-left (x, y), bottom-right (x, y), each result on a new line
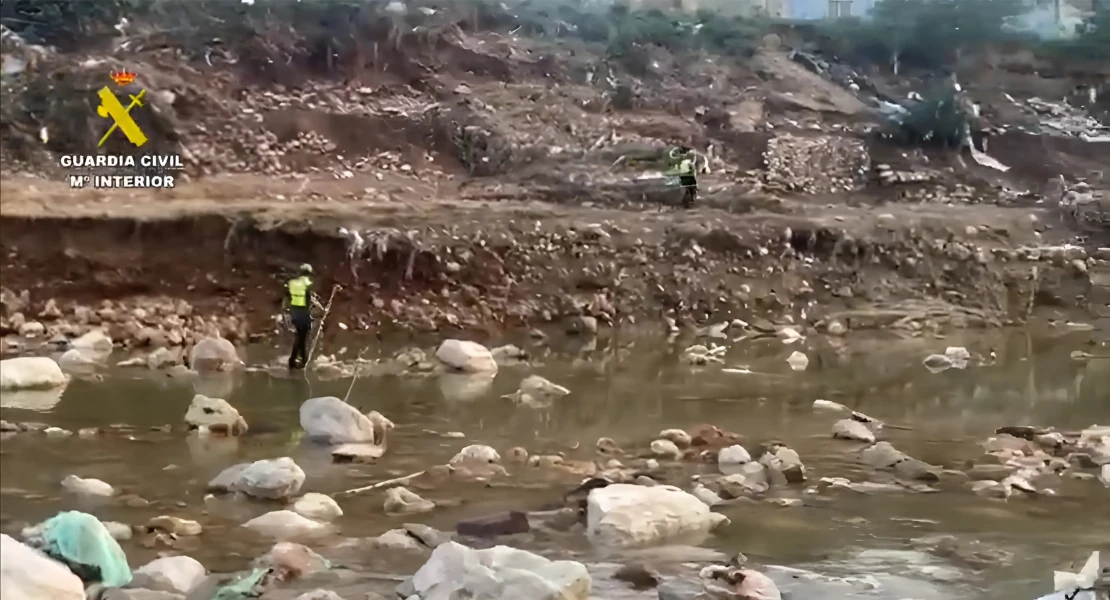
top-left (299, 263), bottom-right (313, 274)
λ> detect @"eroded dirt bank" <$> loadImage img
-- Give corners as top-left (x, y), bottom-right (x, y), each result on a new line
top-left (1, 176), bottom-right (1105, 353)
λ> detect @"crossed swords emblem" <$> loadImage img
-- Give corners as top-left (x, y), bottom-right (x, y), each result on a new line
top-left (96, 86), bottom-right (148, 148)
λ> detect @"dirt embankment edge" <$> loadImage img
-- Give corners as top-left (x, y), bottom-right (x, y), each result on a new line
top-left (1, 199), bottom-right (1098, 352)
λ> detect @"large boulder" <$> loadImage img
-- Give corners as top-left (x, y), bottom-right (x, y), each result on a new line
top-left (188, 337), bottom-right (242, 372)
top-left (0, 357), bottom-right (66, 390)
top-left (299, 396), bottom-right (379, 444)
top-left (209, 457), bottom-right (305, 500)
top-left (586, 484), bottom-right (730, 547)
top-left (0, 534), bottom-right (86, 600)
top-left (435, 340), bottom-right (498, 374)
top-left (407, 541), bottom-right (590, 600)
top-left (184, 394), bottom-right (248, 435)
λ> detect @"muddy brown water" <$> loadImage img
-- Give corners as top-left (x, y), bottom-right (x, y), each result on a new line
top-left (1, 330), bottom-right (1108, 599)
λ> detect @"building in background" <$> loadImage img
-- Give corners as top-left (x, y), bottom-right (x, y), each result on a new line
top-left (783, 0), bottom-right (876, 19)
top-left (625, 0), bottom-right (786, 18)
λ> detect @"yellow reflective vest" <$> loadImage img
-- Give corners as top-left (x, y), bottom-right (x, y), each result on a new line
top-left (287, 276), bottom-right (311, 307)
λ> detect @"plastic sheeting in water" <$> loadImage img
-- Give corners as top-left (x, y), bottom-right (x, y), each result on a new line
top-left (212, 568), bottom-right (269, 599)
top-left (38, 511), bottom-right (132, 587)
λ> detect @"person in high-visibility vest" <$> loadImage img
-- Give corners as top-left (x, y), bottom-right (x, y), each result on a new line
top-left (667, 146), bottom-right (698, 208)
top-left (283, 263), bottom-right (315, 370)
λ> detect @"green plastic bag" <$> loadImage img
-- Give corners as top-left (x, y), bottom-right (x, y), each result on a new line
top-left (39, 511), bottom-right (132, 587)
top-left (212, 568), bottom-right (270, 599)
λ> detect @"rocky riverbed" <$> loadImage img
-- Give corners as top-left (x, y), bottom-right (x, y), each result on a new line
top-left (1, 328), bottom-right (1107, 600)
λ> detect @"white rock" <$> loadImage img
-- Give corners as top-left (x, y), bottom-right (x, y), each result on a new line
top-left (57, 348), bottom-right (103, 369)
top-left (761, 446), bottom-right (807, 483)
top-left (383, 487), bottom-right (435, 515)
top-left (371, 528), bottom-right (427, 551)
top-left (0, 534), bottom-right (85, 600)
top-left (692, 484), bottom-right (722, 506)
top-left (61, 474), bottom-right (114, 497)
top-left (505, 374), bottom-right (570, 406)
top-left (658, 429), bottom-right (693, 448)
top-left (1100, 464), bottom-right (1109, 487)
top-left (944, 346), bottom-right (971, 362)
top-left (923, 353), bottom-right (953, 371)
top-left (189, 337), bottom-right (242, 372)
top-left (435, 339), bottom-right (498, 374)
top-left (411, 541), bottom-right (591, 600)
top-left (102, 521), bottom-right (133, 541)
top-left (586, 484), bottom-right (730, 547)
top-left (489, 344), bottom-right (529, 365)
top-left (258, 541), bottom-right (329, 576)
top-left (812, 399), bottom-right (849, 412)
top-left (778, 327), bottom-right (803, 343)
top-left (18, 321), bottom-right (45, 337)
top-left (786, 350), bottom-right (809, 371)
top-left (213, 457), bottom-right (305, 500)
top-left (146, 347), bottom-right (180, 369)
top-left (734, 568), bottom-right (782, 600)
top-left (718, 445), bottom-right (752, 467)
top-left (242, 511), bottom-right (330, 539)
top-left (650, 439), bottom-right (683, 460)
top-left (184, 394), bottom-right (248, 434)
top-left (0, 357), bottom-right (66, 390)
top-left (366, 410), bottom-right (395, 437)
top-left (71, 329), bottom-right (113, 351)
top-left (299, 396), bottom-right (381, 444)
top-left (331, 443), bottom-right (384, 462)
top-left (292, 493), bottom-right (343, 521)
top-left (832, 419), bottom-right (876, 443)
top-left (134, 556), bottom-right (206, 594)
top-left (450, 444), bottom-right (500, 465)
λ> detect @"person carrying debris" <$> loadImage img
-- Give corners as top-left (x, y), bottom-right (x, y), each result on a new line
top-left (666, 146), bottom-right (698, 208)
top-left (283, 263), bottom-right (315, 370)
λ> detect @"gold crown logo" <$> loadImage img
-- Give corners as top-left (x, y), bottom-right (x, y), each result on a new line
top-left (109, 70), bottom-right (137, 86)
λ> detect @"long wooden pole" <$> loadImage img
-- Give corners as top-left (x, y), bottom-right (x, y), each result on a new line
top-left (305, 284), bottom-right (340, 370)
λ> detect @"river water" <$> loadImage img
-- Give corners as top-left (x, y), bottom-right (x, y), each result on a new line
top-left (1, 329), bottom-right (1108, 599)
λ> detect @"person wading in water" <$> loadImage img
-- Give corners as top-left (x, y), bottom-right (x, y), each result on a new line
top-left (283, 263), bottom-right (316, 370)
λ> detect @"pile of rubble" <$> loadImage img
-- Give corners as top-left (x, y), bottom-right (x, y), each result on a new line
top-left (762, 134), bottom-right (870, 194)
top-left (1022, 96), bottom-right (1109, 141)
top-left (0, 290), bottom-right (248, 353)
top-left (874, 163), bottom-right (936, 186)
